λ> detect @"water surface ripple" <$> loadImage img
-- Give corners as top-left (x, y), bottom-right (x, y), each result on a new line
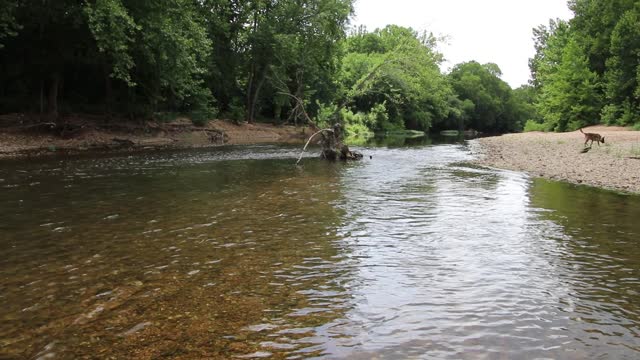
top-left (1, 142), bottom-right (639, 359)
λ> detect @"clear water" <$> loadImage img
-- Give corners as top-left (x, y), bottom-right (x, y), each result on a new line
top-left (1, 139), bottom-right (639, 359)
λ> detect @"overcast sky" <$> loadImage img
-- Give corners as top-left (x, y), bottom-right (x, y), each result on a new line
top-left (351, 0), bottom-right (573, 88)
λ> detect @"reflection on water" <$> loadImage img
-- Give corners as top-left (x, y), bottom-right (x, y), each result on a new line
top-left (360, 133), bottom-right (468, 148)
top-left (1, 141), bottom-right (639, 359)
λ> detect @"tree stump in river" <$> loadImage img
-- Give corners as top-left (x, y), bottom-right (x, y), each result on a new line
top-left (318, 123), bottom-right (363, 161)
top-left (296, 123), bottom-right (363, 164)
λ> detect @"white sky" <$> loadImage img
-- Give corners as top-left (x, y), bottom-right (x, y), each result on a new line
top-left (351, 0), bottom-right (574, 88)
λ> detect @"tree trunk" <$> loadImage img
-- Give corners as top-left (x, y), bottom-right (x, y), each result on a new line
top-left (246, 5), bottom-right (259, 123)
top-left (303, 124), bottom-right (363, 163)
top-left (47, 72), bottom-right (60, 120)
top-left (293, 72), bottom-right (304, 126)
top-left (246, 62), bottom-right (255, 123)
top-left (104, 65), bottom-right (113, 118)
top-left (248, 68), bottom-right (267, 124)
top-left (39, 79), bottom-right (44, 121)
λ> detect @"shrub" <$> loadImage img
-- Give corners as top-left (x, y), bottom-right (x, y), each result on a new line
top-left (523, 119), bottom-right (550, 132)
top-left (190, 108), bottom-right (215, 127)
top-left (315, 101), bottom-right (339, 128)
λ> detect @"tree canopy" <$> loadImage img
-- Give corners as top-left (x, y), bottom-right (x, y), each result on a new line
top-left (529, 0), bottom-right (640, 131)
top-left (0, 1), bottom-right (549, 135)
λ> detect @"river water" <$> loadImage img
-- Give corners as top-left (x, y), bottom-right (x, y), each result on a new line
top-left (1, 138), bottom-right (640, 359)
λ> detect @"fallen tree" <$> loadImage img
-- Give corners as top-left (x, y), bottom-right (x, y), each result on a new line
top-left (296, 123), bottom-right (363, 164)
top-left (284, 40), bottom-right (414, 164)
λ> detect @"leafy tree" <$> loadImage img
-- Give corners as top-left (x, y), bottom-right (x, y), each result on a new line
top-left (529, 19), bottom-right (571, 90)
top-left (0, 0), bottom-right (215, 121)
top-left (0, 0), bottom-right (20, 49)
top-left (531, 1), bottom-right (640, 129)
top-left (602, 7), bottom-right (640, 125)
top-left (432, 95), bottom-right (474, 132)
top-left (2, 0), bottom-right (575, 136)
top-left (263, 0), bottom-right (353, 125)
top-left (0, 0), bottom-right (93, 117)
top-left (199, 0), bottom-right (251, 118)
top-left (535, 37), bottom-right (601, 131)
top-left (514, 85), bottom-right (545, 131)
top-left (568, 0), bottom-right (636, 76)
top-left (213, 0), bottom-right (352, 124)
top-left (448, 61), bottom-right (523, 133)
top-left (125, 0), bottom-right (214, 117)
top-left (338, 25), bottom-right (452, 132)
top-left (85, 0), bottom-right (137, 87)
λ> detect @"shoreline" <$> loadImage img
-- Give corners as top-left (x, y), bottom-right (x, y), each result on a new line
top-left (471, 126), bottom-right (640, 194)
top-left (0, 118), bottom-right (314, 160)
top-left (3, 118), bottom-right (639, 195)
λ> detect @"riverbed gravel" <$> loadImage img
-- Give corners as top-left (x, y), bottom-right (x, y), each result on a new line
top-left (471, 126), bottom-right (640, 194)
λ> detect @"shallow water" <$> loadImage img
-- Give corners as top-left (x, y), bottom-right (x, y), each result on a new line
top-left (1, 139), bottom-right (640, 359)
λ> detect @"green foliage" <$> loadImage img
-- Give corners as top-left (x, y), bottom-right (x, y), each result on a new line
top-left (338, 25), bottom-right (451, 132)
top-left (530, 19), bottom-right (570, 89)
top-left (602, 99), bottom-right (637, 126)
top-left (531, 1), bottom-right (640, 130)
top-left (601, 103), bottom-right (619, 125)
top-left (0, 0), bottom-right (20, 49)
top-left (342, 102), bottom-right (386, 133)
top-left (523, 120), bottom-right (550, 132)
top-left (536, 38), bottom-right (601, 131)
top-left (131, 0), bottom-right (213, 107)
top-left (315, 101), bottom-right (339, 129)
top-left (228, 0), bottom-right (354, 123)
top-left (225, 100), bottom-right (246, 125)
top-left (344, 122), bottom-right (374, 138)
top-left (155, 112), bottom-right (180, 123)
top-left (603, 7), bottom-right (640, 125)
top-left (4, 0), bottom-right (606, 136)
top-left (84, 0), bottom-right (138, 85)
top-left (190, 109), bottom-right (212, 127)
top-left (184, 85), bottom-right (218, 126)
top-left (367, 101), bottom-right (390, 130)
top-left (448, 61), bottom-right (524, 133)
top-left (0, 0), bottom-right (217, 121)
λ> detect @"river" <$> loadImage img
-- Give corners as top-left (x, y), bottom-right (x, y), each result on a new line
top-left (1, 137), bottom-right (639, 359)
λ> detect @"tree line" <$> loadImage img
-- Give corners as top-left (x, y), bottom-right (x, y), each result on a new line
top-left (527, 0), bottom-right (640, 131)
top-left (1, 0), bottom-right (543, 135)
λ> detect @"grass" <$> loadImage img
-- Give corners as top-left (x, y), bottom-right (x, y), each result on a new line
top-left (630, 143), bottom-right (640, 157)
top-left (523, 120), bottom-right (549, 132)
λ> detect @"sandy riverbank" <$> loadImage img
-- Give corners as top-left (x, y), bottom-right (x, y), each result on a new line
top-left (472, 126), bottom-right (640, 194)
top-left (0, 117), bottom-right (314, 159)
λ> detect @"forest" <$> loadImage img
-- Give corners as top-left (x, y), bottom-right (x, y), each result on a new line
top-left (0, 0), bottom-right (638, 136)
top-left (527, 0), bottom-right (640, 132)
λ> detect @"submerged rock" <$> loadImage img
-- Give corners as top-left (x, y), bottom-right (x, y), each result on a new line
top-left (121, 321), bottom-right (152, 337)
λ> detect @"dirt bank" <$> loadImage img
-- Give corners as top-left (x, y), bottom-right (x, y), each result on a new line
top-left (0, 115), bottom-right (314, 159)
top-left (472, 126), bottom-right (640, 194)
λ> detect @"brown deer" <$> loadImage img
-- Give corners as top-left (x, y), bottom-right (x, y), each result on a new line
top-left (580, 128), bottom-right (605, 147)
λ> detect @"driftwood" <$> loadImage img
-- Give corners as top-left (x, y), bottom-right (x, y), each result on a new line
top-left (296, 123), bottom-right (363, 164)
top-left (272, 58), bottom-right (392, 164)
top-left (296, 128), bottom-right (333, 165)
top-left (112, 138), bottom-right (136, 147)
top-left (282, 43), bottom-right (406, 164)
top-left (21, 121), bottom-right (87, 138)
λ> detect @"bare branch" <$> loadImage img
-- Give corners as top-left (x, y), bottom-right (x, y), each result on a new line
top-left (296, 128), bottom-right (334, 165)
